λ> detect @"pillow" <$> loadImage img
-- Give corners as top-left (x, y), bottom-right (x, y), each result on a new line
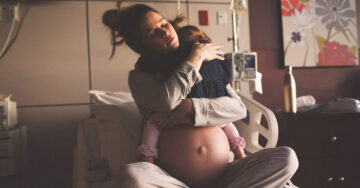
top-left (89, 90), bottom-right (134, 105)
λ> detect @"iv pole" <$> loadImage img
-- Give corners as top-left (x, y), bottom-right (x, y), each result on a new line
top-left (230, 0), bottom-right (247, 52)
top-left (231, 9), bottom-right (239, 53)
top-left (229, 0), bottom-right (248, 94)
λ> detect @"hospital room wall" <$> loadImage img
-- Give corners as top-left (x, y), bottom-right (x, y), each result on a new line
top-left (0, 0), bottom-right (234, 187)
top-left (249, 0), bottom-right (360, 110)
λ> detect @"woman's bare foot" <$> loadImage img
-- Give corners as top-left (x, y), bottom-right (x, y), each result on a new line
top-left (233, 146), bottom-right (246, 160)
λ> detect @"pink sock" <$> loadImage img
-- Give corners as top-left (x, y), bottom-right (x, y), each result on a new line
top-left (221, 122), bottom-right (246, 150)
top-left (138, 144), bottom-right (158, 158)
top-left (138, 122), bottom-right (160, 158)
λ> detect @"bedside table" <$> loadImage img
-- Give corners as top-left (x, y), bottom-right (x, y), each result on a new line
top-left (0, 126), bottom-right (28, 188)
top-left (276, 112), bottom-right (360, 188)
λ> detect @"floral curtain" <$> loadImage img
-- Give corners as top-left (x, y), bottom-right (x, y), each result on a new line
top-left (281, 0), bottom-right (358, 67)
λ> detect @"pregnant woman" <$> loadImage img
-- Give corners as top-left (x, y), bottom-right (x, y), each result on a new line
top-left (103, 3), bottom-right (298, 188)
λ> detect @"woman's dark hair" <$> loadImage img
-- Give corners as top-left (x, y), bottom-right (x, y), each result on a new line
top-left (102, 3), bottom-right (159, 57)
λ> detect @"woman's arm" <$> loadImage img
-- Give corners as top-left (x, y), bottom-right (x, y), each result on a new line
top-left (149, 84), bottom-right (247, 128)
top-left (192, 84), bottom-right (247, 126)
top-left (129, 43), bottom-right (224, 113)
top-left (129, 61), bottom-right (202, 112)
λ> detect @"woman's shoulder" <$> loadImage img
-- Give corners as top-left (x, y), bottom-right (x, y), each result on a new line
top-left (129, 66), bottom-right (165, 88)
top-left (129, 67), bottom-right (152, 82)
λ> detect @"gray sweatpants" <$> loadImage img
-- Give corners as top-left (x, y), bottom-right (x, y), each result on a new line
top-left (112, 146), bottom-right (298, 188)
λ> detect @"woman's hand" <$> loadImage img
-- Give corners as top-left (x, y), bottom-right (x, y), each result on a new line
top-left (186, 43), bottom-right (225, 70)
top-left (148, 99), bottom-right (194, 129)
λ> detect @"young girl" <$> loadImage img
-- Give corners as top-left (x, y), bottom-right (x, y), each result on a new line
top-left (137, 24), bottom-right (247, 163)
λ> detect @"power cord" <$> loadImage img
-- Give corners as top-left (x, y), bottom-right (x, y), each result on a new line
top-left (0, 1), bottom-right (31, 59)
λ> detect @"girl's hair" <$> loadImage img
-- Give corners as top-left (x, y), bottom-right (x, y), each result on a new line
top-left (102, 2), bottom-right (159, 57)
top-left (170, 14), bottom-right (186, 30)
top-left (177, 25), bottom-right (212, 45)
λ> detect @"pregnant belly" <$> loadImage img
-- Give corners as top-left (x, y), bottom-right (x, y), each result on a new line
top-left (158, 125), bottom-right (230, 187)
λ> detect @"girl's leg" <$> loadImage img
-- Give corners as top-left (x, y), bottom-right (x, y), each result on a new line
top-left (220, 123), bottom-right (246, 158)
top-left (214, 146), bottom-right (299, 188)
top-left (138, 122), bottom-right (160, 162)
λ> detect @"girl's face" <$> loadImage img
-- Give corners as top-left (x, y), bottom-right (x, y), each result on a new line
top-left (140, 11), bottom-right (179, 53)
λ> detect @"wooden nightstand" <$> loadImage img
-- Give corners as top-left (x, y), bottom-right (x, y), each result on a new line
top-left (276, 112), bottom-right (360, 188)
top-left (0, 126), bottom-right (28, 188)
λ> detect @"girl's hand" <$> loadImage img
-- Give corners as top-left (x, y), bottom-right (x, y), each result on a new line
top-left (148, 99), bottom-right (194, 129)
top-left (186, 43), bottom-right (225, 70)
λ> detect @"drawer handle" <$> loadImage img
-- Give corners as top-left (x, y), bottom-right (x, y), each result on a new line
top-left (331, 136), bottom-right (337, 142)
top-left (339, 177), bottom-right (345, 183)
top-left (327, 177), bottom-right (333, 182)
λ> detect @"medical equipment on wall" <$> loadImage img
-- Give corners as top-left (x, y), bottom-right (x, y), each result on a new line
top-left (225, 51), bottom-right (257, 81)
top-left (0, 94), bottom-right (18, 129)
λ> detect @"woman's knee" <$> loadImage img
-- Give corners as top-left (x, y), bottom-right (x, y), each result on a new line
top-left (116, 163), bottom-right (142, 187)
top-left (278, 146), bottom-right (299, 174)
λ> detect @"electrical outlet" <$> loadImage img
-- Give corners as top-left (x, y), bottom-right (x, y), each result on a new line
top-left (217, 11), bottom-right (227, 25)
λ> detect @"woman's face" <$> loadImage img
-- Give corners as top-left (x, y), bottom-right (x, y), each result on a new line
top-left (140, 11), bottom-right (179, 53)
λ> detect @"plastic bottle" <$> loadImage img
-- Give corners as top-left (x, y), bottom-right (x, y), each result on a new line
top-left (283, 66), bottom-right (297, 113)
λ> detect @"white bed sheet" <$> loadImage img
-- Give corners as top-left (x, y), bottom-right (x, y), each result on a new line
top-left (73, 102), bottom-right (143, 188)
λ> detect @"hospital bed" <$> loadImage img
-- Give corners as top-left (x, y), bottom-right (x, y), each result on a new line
top-left (72, 91), bottom-right (279, 188)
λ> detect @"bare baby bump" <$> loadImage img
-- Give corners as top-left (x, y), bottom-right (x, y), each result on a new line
top-left (158, 125), bottom-right (230, 187)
